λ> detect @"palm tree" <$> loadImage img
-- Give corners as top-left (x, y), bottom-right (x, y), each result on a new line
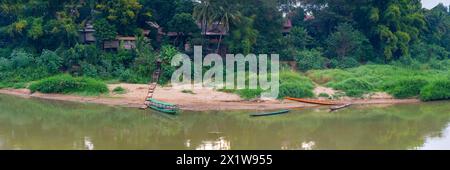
top-left (212, 4), bottom-right (240, 53)
top-left (193, 0), bottom-right (215, 47)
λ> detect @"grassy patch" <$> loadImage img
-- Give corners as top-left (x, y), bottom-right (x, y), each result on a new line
top-left (307, 65), bottom-right (450, 99)
top-left (113, 86), bottom-right (127, 94)
top-left (382, 77), bottom-right (429, 99)
top-left (12, 82), bottom-right (27, 89)
top-left (318, 93), bottom-right (330, 98)
top-left (279, 83), bottom-right (314, 99)
top-left (277, 70), bottom-right (315, 99)
top-left (327, 78), bottom-right (374, 97)
top-left (181, 89), bottom-right (195, 94)
top-left (217, 71), bottom-right (315, 99)
top-left (420, 79), bottom-right (450, 101)
top-left (29, 74), bottom-right (109, 95)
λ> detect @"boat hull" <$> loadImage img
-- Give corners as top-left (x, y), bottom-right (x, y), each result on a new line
top-left (250, 110), bottom-right (290, 117)
top-left (285, 97), bottom-right (340, 105)
top-left (146, 98), bottom-right (179, 114)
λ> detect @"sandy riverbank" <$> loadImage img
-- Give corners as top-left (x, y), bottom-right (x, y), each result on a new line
top-left (0, 83), bottom-right (421, 111)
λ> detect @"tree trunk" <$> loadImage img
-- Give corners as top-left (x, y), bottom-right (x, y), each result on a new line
top-left (204, 21), bottom-right (208, 49)
top-left (216, 34), bottom-right (223, 54)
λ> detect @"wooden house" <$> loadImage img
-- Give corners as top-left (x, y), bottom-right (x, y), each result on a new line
top-left (103, 36), bottom-right (137, 50)
top-left (79, 22), bottom-right (96, 44)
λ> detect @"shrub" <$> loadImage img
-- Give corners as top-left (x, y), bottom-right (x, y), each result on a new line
top-left (420, 79), bottom-right (450, 101)
top-left (159, 45), bottom-right (179, 84)
top-left (0, 57), bottom-right (12, 71)
top-left (278, 71), bottom-right (315, 99)
top-left (29, 74), bottom-right (108, 95)
top-left (181, 90), bottom-right (195, 94)
top-left (80, 62), bottom-right (99, 78)
top-left (10, 50), bottom-right (34, 69)
top-left (306, 69), bottom-right (353, 85)
top-left (279, 71), bottom-right (314, 89)
top-left (383, 77), bottom-right (429, 99)
top-left (328, 78), bottom-right (374, 97)
top-left (12, 82), bottom-right (26, 89)
top-left (236, 88), bottom-right (265, 100)
top-left (318, 93), bottom-right (330, 98)
top-left (279, 83), bottom-right (314, 99)
top-left (330, 57), bottom-right (360, 69)
top-left (37, 50), bottom-right (62, 74)
top-left (296, 49), bottom-right (328, 71)
top-left (113, 86), bottom-right (127, 94)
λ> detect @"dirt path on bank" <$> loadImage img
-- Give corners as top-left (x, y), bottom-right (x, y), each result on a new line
top-left (0, 83), bottom-right (421, 111)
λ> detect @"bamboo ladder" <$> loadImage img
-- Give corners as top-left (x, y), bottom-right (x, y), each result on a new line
top-left (141, 60), bottom-right (162, 109)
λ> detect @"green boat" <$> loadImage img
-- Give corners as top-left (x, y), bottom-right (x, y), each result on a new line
top-left (250, 110), bottom-right (290, 117)
top-left (149, 106), bottom-right (178, 114)
top-left (146, 98), bottom-right (179, 114)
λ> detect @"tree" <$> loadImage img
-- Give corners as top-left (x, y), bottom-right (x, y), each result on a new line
top-left (225, 16), bottom-right (259, 54)
top-left (93, 18), bottom-right (118, 45)
top-left (193, 0), bottom-right (215, 45)
top-left (285, 26), bottom-right (313, 50)
top-left (279, 26), bottom-right (314, 61)
top-left (326, 23), bottom-right (371, 61)
top-left (302, 0), bottom-right (426, 61)
top-left (168, 13), bottom-right (199, 46)
top-left (96, 0), bottom-right (143, 35)
top-left (211, 2), bottom-right (240, 53)
top-left (423, 4), bottom-right (450, 51)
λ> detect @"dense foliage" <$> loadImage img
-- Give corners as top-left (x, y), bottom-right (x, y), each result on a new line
top-left (0, 0), bottom-right (449, 100)
top-left (29, 74), bottom-right (109, 95)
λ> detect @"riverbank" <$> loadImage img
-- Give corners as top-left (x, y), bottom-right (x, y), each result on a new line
top-left (0, 83), bottom-right (421, 111)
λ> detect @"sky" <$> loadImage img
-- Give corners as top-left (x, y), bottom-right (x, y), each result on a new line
top-left (422, 0), bottom-right (450, 9)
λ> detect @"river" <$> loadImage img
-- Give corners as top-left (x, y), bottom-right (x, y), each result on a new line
top-left (0, 94), bottom-right (449, 150)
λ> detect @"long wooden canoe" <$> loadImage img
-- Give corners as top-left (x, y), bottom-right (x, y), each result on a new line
top-left (146, 98), bottom-right (179, 114)
top-left (330, 103), bottom-right (352, 112)
top-left (150, 106), bottom-right (178, 114)
top-left (285, 97), bottom-right (341, 105)
top-left (250, 110), bottom-right (290, 117)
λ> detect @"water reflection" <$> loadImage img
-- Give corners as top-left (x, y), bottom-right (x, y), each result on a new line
top-left (281, 141), bottom-right (316, 150)
top-left (84, 137), bottom-right (94, 150)
top-left (195, 137), bottom-right (231, 150)
top-left (419, 123), bottom-right (450, 150)
top-left (1, 94), bottom-right (450, 150)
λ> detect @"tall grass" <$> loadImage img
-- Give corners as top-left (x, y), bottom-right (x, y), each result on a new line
top-left (219, 70), bottom-right (316, 99)
top-left (307, 65), bottom-right (450, 99)
top-left (29, 74), bottom-right (109, 95)
top-left (327, 78), bottom-right (374, 97)
top-left (278, 71), bottom-right (315, 99)
top-left (420, 79), bottom-right (450, 101)
top-left (382, 77), bottom-right (429, 99)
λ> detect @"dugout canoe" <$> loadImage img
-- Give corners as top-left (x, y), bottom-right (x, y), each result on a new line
top-left (285, 97), bottom-right (341, 105)
top-left (146, 98), bottom-right (179, 114)
top-left (250, 110), bottom-right (291, 117)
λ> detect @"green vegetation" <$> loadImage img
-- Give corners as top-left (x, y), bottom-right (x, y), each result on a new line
top-left (328, 78), bottom-right (374, 97)
top-left (308, 64), bottom-right (450, 100)
top-left (29, 75), bottom-right (109, 95)
top-left (420, 80), bottom-right (450, 101)
top-left (0, 1), bottom-right (449, 102)
top-left (113, 86), bottom-right (127, 94)
top-left (181, 90), bottom-right (195, 94)
top-left (383, 77), bottom-right (430, 99)
top-left (278, 71), bottom-right (315, 99)
top-left (318, 93), bottom-right (330, 98)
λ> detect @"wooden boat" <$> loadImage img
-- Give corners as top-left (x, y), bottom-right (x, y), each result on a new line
top-left (285, 97), bottom-right (341, 105)
top-left (146, 98), bottom-right (179, 114)
top-left (250, 110), bottom-right (290, 117)
top-left (149, 106), bottom-right (178, 114)
top-left (330, 103), bottom-right (352, 112)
